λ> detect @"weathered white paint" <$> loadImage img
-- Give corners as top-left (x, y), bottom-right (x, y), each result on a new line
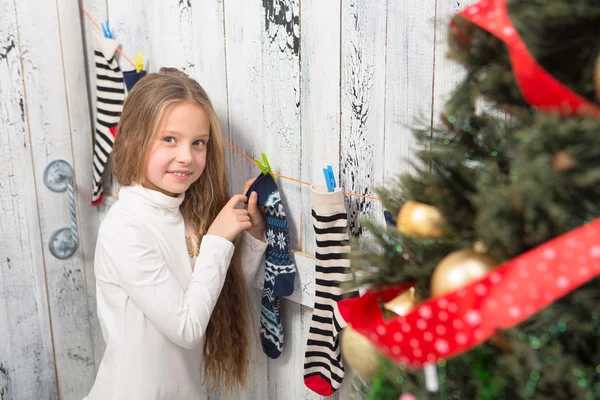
top-left (0, 0), bottom-right (467, 399)
top-left (12, 0), bottom-right (98, 397)
top-left (340, 0), bottom-right (387, 238)
top-left (0, 1), bottom-right (58, 398)
top-left (384, 0), bottom-right (436, 179)
top-left (56, 0), bottom-right (105, 375)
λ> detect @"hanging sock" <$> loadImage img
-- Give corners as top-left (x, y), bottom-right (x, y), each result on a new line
top-left (246, 173), bottom-right (296, 296)
top-left (260, 280), bottom-right (284, 359)
top-left (91, 31), bottom-right (125, 205)
top-left (123, 69), bottom-right (147, 92)
top-left (384, 210), bottom-right (397, 226)
top-left (246, 172), bottom-right (296, 358)
top-left (303, 185), bottom-right (359, 396)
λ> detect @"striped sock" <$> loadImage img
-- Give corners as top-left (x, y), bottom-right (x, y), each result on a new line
top-left (304, 186), bottom-right (359, 396)
top-left (91, 31), bottom-right (125, 205)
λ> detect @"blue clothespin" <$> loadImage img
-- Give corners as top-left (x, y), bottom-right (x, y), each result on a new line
top-left (323, 165), bottom-right (336, 192)
top-left (101, 21), bottom-right (113, 39)
top-left (255, 152), bottom-right (276, 181)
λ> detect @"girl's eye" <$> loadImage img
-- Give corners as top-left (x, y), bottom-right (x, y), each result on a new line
top-left (193, 140), bottom-right (204, 147)
top-left (163, 137), bottom-right (175, 144)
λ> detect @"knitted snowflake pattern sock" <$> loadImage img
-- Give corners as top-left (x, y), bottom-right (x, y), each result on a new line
top-left (91, 31), bottom-right (125, 205)
top-left (246, 173), bottom-right (296, 358)
top-left (303, 185), bottom-right (359, 396)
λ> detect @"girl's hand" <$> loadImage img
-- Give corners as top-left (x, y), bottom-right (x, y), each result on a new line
top-left (207, 194), bottom-right (252, 242)
top-left (242, 178), bottom-right (266, 241)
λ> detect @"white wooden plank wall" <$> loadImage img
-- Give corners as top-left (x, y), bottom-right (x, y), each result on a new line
top-left (341, 0), bottom-right (387, 239)
top-left (0, 0), bottom-right (58, 398)
top-left (0, 0), bottom-right (473, 399)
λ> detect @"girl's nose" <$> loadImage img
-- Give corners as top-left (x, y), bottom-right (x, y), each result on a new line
top-left (176, 146), bottom-right (193, 164)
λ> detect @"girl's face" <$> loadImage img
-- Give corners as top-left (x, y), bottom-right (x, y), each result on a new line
top-left (144, 101), bottom-right (210, 197)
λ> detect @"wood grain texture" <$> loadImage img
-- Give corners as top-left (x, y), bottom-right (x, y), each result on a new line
top-left (384, 0), bottom-right (436, 179)
top-left (190, 0), bottom-right (230, 180)
top-left (13, 0), bottom-right (96, 397)
top-left (340, 0), bottom-right (387, 237)
top-left (56, 0), bottom-right (104, 373)
top-left (0, 1), bottom-right (58, 398)
top-left (299, 0), bottom-right (341, 257)
top-left (148, 0), bottom-right (196, 74)
top-left (106, 0), bottom-right (150, 73)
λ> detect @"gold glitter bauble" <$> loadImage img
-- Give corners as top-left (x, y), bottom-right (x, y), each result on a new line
top-left (430, 249), bottom-right (497, 297)
top-left (383, 287), bottom-right (420, 317)
top-left (341, 326), bottom-right (381, 379)
top-left (396, 201), bottom-right (446, 239)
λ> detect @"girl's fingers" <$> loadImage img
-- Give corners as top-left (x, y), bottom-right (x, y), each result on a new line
top-left (248, 191), bottom-right (258, 214)
top-left (241, 221), bottom-right (253, 230)
top-left (227, 194), bottom-right (248, 209)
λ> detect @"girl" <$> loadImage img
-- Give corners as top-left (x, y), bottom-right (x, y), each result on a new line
top-left (85, 67), bottom-right (267, 399)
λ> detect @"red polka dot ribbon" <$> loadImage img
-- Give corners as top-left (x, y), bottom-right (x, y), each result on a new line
top-left (455, 0), bottom-right (600, 117)
top-left (339, 218), bottom-right (600, 368)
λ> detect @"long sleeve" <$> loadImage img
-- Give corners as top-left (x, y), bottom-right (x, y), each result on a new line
top-left (239, 231), bottom-right (268, 288)
top-left (96, 225), bottom-right (234, 349)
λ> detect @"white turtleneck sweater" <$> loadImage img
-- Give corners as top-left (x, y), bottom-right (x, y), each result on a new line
top-left (85, 185), bottom-right (267, 400)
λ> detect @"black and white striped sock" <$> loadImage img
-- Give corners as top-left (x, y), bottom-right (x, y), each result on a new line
top-left (304, 185), bottom-right (359, 396)
top-left (91, 31), bottom-right (125, 205)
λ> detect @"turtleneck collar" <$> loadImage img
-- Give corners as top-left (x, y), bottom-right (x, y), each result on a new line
top-left (118, 184), bottom-right (185, 210)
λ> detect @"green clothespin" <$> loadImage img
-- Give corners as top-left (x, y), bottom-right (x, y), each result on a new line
top-left (254, 152), bottom-right (276, 181)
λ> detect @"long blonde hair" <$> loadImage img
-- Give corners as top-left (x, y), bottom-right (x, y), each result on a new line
top-left (112, 67), bottom-right (250, 392)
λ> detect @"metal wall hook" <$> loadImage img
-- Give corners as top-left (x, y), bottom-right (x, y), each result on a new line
top-left (43, 160), bottom-right (79, 259)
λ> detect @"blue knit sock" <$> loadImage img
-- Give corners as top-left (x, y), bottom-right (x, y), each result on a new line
top-left (246, 173), bottom-right (296, 296)
top-left (246, 173), bottom-right (296, 358)
top-left (260, 277), bottom-right (283, 359)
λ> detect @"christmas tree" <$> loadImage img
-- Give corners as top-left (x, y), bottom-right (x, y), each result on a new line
top-left (341, 0), bottom-right (600, 399)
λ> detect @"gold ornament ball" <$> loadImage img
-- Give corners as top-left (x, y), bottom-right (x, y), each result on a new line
top-left (396, 201), bottom-right (447, 238)
top-left (430, 249), bottom-right (497, 297)
top-left (383, 286), bottom-right (420, 317)
top-left (341, 326), bottom-right (381, 379)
